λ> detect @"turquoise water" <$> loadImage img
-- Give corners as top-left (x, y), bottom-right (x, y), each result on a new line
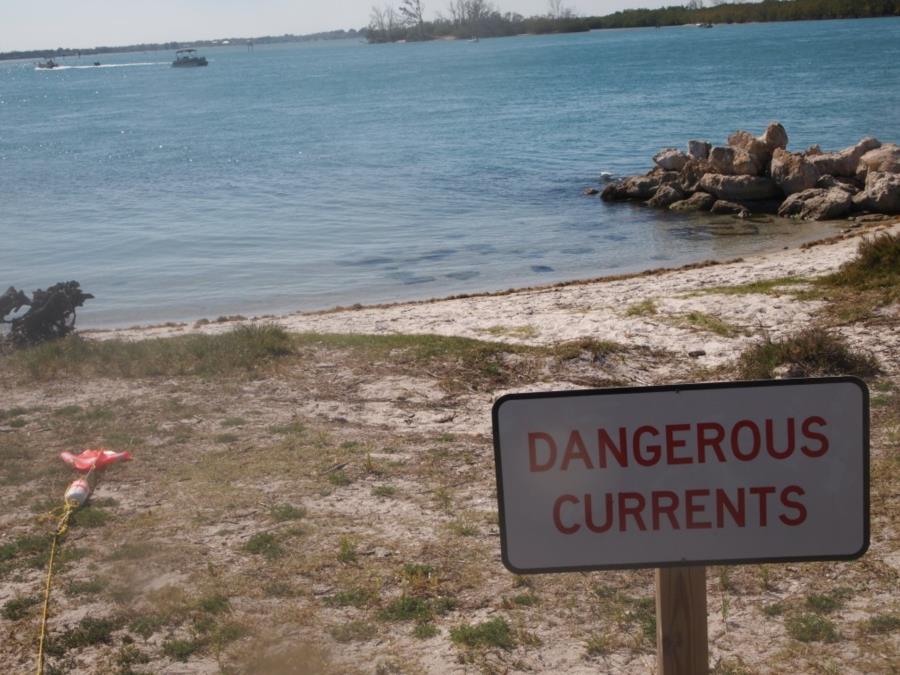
top-left (2, 18), bottom-right (899, 328)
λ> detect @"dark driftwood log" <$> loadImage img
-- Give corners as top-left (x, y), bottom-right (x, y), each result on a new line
top-left (1, 281), bottom-right (94, 347)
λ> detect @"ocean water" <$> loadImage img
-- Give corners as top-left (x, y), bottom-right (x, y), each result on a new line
top-left (2, 18), bottom-right (899, 328)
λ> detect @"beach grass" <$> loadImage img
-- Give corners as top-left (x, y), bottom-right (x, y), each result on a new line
top-left (738, 328), bottom-right (880, 380)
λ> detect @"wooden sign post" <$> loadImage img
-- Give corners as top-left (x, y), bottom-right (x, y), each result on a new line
top-left (656, 566), bottom-right (708, 675)
top-left (491, 378), bottom-right (869, 674)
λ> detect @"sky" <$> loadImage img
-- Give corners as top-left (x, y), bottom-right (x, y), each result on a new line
top-left (1, 0), bottom-right (706, 52)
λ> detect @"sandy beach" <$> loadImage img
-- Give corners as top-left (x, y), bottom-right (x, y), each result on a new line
top-left (2, 219), bottom-right (898, 675)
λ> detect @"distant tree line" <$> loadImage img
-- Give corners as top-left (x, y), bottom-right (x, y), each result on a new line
top-left (366, 0), bottom-right (900, 43)
top-left (590, 0), bottom-right (900, 29)
top-left (367, 0), bottom-right (589, 42)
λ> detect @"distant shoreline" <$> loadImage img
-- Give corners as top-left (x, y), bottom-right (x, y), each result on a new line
top-left (4, 8), bottom-right (898, 62)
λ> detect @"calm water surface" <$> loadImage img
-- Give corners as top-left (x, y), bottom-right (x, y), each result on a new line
top-left (2, 18), bottom-right (899, 327)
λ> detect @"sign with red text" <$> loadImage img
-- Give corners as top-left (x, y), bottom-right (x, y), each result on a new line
top-left (492, 378), bottom-right (869, 573)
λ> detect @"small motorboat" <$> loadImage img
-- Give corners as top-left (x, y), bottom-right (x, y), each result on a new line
top-left (172, 49), bottom-right (208, 67)
top-left (93, 61), bottom-right (101, 66)
top-left (37, 59), bottom-right (59, 69)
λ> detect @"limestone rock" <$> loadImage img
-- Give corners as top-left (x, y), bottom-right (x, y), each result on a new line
top-left (699, 174), bottom-right (781, 201)
top-left (807, 137), bottom-right (881, 178)
top-left (688, 140), bottom-right (711, 160)
top-left (760, 122), bottom-right (789, 152)
top-left (653, 148), bottom-right (691, 172)
top-left (646, 184), bottom-right (684, 209)
top-left (600, 181), bottom-right (628, 201)
top-left (728, 130), bottom-right (772, 170)
top-left (856, 143), bottom-right (900, 176)
top-left (678, 159), bottom-right (713, 193)
top-left (710, 200), bottom-right (750, 216)
top-left (669, 191), bottom-right (716, 212)
top-left (770, 148), bottom-right (819, 196)
top-left (816, 175), bottom-right (859, 195)
top-left (709, 146), bottom-right (762, 176)
top-left (852, 171), bottom-right (900, 214)
top-left (777, 188), bottom-right (853, 221)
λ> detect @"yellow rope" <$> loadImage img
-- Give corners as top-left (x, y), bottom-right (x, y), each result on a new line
top-left (36, 500), bottom-right (77, 675)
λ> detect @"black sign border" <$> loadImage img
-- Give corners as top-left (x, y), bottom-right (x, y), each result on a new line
top-left (492, 376), bottom-right (870, 574)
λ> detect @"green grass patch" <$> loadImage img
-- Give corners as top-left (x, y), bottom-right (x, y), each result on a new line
top-left (327, 470), bottom-right (352, 487)
top-left (2, 595), bottom-right (39, 620)
top-left (820, 232), bottom-right (900, 298)
top-left (450, 617), bottom-right (515, 650)
top-left (71, 506), bottom-right (110, 528)
top-left (66, 579), bottom-right (105, 596)
top-left (761, 602), bottom-right (785, 617)
top-left (163, 637), bottom-right (204, 661)
top-left (197, 593), bottom-right (230, 615)
top-left (243, 532), bottom-right (284, 560)
top-left (806, 588), bottom-right (852, 614)
top-left (786, 613), bottom-right (839, 643)
top-left (337, 537), bottom-right (357, 564)
top-left (270, 503), bottom-right (306, 522)
top-left (625, 299), bottom-right (658, 317)
top-left (372, 485), bottom-right (397, 498)
top-left (863, 613), bottom-right (900, 634)
top-left (678, 311), bottom-right (743, 338)
top-left (414, 621), bottom-right (439, 639)
top-left (329, 620), bottom-right (377, 643)
top-left (379, 595), bottom-right (429, 622)
top-left (59, 616), bottom-right (119, 650)
top-left (324, 587), bottom-right (377, 609)
top-left (9, 325), bottom-right (293, 380)
top-left (585, 633), bottom-right (613, 657)
top-left (552, 338), bottom-right (624, 362)
top-left (738, 328), bottom-right (880, 380)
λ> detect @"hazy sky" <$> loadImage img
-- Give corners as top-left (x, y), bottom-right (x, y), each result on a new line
top-left (2, 1), bottom-right (701, 52)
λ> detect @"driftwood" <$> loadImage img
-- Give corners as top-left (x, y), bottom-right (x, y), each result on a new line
top-left (0, 282), bottom-right (94, 347)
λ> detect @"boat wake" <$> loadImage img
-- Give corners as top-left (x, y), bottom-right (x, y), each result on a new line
top-left (34, 62), bottom-right (168, 71)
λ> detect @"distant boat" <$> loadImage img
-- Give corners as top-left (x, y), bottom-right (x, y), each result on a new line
top-left (36, 59), bottom-right (59, 69)
top-left (696, 22), bottom-right (714, 28)
top-left (468, 36), bottom-right (479, 43)
top-left (172, 49), bottom-right (208, 68)
top-left (93, 62), bottom-right (101, 66)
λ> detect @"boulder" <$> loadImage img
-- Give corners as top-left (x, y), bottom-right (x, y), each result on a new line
top-left (852, 171), bottom-right (900, 214)
top-left (687, 140), bottom-right (711, 160)
top-left (777, 188), bottom-right (853, 221)
top-left (678, 159), bottom-right (713, 193)
top-left (583, 187), bottom-right (600, 196)
top-left (600, 172), bottom-right (679, 201)
top-left (600, 181), bottom-right (629, 201)
top-left (728, 130), bottom-right (772, 170)
top-left (669, 192), bottom-right (716, 212)
top-left (760, 122), bottom-right (789, 152)
top-left (807, 137), bottom-right (881, 177)
top-left (806, 144), bottom-right (823, 156)
top-left (653, 148), bottom-right (691, 172)
top-left (646, 184), bottom-right (684, 209)
top-left (856, 143), bottom-right (900, 176)
top-left (710, 200), bottom-right (750, 216)
top-left (770, 148), bottom-right (819, 195)
top-left (699, 174), bottom-right (781, 201)
top-left (816, 175), bottom-right (860, 195)
top-left (709, 146), bottom-right (762, 176)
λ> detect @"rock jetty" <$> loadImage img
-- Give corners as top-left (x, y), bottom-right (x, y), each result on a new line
top-left (599, 123), bottom-right (900, 220)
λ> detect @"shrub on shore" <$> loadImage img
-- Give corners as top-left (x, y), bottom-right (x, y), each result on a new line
top-left (738, 328), bottom-right (880, 380)
top-left (819, 231), bottom-right (900, 301)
